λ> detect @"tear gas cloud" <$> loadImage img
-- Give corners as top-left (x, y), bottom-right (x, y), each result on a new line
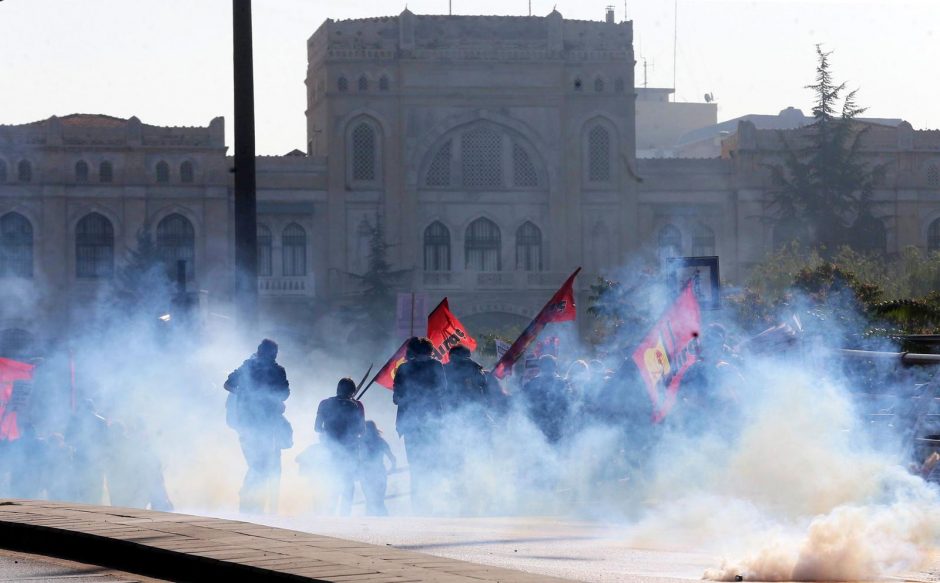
top-left (1, 258), bottom-right (938, 582)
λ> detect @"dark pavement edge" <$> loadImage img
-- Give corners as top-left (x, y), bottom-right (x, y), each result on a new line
top-left (0, 516), bottom-right (321, 583)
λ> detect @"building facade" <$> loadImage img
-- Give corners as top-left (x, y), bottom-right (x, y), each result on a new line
top-left (2, 10), bottom-right (940, 352)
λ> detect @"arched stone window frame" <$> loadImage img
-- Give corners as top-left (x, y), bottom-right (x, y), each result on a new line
top-left (378, 75), bottom-right (390, 91)
top-left (156, 213), bottom-right (196, 281)
top-left (74, 211), bottom-right (115, 279)
top-left (419, 121), bottom-right (545, 191)
top-left (155, 160), bottom-right (170, 184)
top-left (17, 160), bottom-right (32, 183)
top-left (282, 223), bottom-right (307, 277)
top-left (357, 74), bottom-right (369, 92)
top-left (99, 160), bottom-right (114, 183)
top-left (582, 117), bottom-right (618, 188)
top-left (515, 220), bottom-right (544, 272)
top-left (75, 160), bottom-right (90, 183)
top-left (423, 220), bottom-right (451, 272)
top-left (0, 159), bottom-right (7, 183)
top-left (0, 212), bottom-right (34, 278)
top-left (465, 217), bottom-right (502, 272)
top-left (257, 224), bottom-right (273, 277)
top-left (658, 224), bottom-right (683, 259)
top-left (926, 163), bottom-right (940, 189)
top-left (337, 75), bottom-right (349, 92)
top-left (345, 115), bottom-right (383, 188)
top-left (180, 160), bottom-right (195, 184)
top-left (691, 223), bottom-right (716, 257)
top-left (926, 216), bottom-right (940, 254)
top-left (594, 76), bottom-right (605, 93)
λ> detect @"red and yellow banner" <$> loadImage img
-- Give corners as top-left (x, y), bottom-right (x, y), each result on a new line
top-left (632, 283), bottom-right (701, 422)
top-left (0, 357), bottom-right (35, 441)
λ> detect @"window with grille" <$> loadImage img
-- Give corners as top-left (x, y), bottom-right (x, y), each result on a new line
top-left (594, 77), bottom-right (605, 92)
top-left (351, 122), bottom-right (377, 182)
top-left (338, 76), bottom-right (348, 92)
top-left (157, 213), bottom-right (195, 280)
top-left (465, 218), bottom-right (501, 271)
top-left (462, 127), bottom-right (503, 189)
top-left (0, 161), bottom-right (6, 183)
top-left (928, 165), bottom-right (940, 188)
top-left (18, 160), bottom-right (32, 183)
top-left (0, 213), bottom-right (33, 278)
top-left (424, 221), bottom-right (451, 272)
top-left (515, 221), bottom-right (543, 271)
top-left (100, 161), bottom-right (113, 183)
top-left (180, 161), bottom-right (194, 183)
top-left (587, 125), bottom-right (611, 183)
top-left (358, 75), bottom-right (368, 91)
top-left (282, 223), bottom-right (306, 276)
top-left (75, 161), bottom-right (89, 183)
top-left (658, 224), bottom-right (682, 259)
top-left (691, 225), bottom-right (716, 256)
top-left (929, 219), bottom-right (940, 253)
top-left (426, 141), bottom-right (452, 187)
top-left (76, 213), bottom-right (114, 279)
top-left (156, 161), bottom-right (170, 184)
top-left (379, 76), bottom-right (390, 91)
top-left (512, 143), bottom-right (538, 187)
top-left (257, 224), bottom-right (272, 277)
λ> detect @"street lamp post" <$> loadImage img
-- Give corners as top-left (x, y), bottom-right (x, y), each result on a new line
top-left (232, 0), bottom-right (258, 327)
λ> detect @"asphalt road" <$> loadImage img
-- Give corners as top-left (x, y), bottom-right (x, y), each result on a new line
top-left (0, 549), bottom-right (165, 582)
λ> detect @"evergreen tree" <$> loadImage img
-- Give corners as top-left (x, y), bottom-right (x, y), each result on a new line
top-left (348, 215), bottom-right (409, 335)
top-left (112, 226), bottom-right (171, 311)
top-left (767, 45), bottom-right (884, 254)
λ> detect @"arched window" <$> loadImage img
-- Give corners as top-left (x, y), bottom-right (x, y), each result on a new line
top-left (465, 218), bottom-right (501, 271)
top-left (156, 213), bottom-right (195, 280)
top-left (462, 126), bottom-right (503, 188)
top-left (0, 160), bottom-right (7, 183)
top-left (512, 144), bottom-right (538, 187)
top-left (0, 213), bottom-right (33, 278)
top-left (423, 221), bottom-right (451, 272)
top-left (75, 160), bottom-right (89, 183)
top-left (691, 224), bottom-right (716, 256)
top-left (928, 164), bottom-right (940, 189)
top-left (155, 161), bottom-right (170, 184)
top-left (574, 78), bottom-right (583, 91)
top-left (594, 77), bottom-right (605, 92)
top-left (515, 221), bottom-right (543, 271)
top-left (358, 75), bottom-right (368, 91)
top-left (426, 140), bottom-right (452, 187)
top-left (17, 160), bottom-right (32, 183)
top-left (76, 213), bottom-right (114, 279)
top-left (180, 161), bottom-right (194, 184)
top-left (282, 223), bottom-right (307, 276)
top-left (99, 161), bottom-right (113, 183)
top-left (658, 224), bottom-right (682, 259)
top-left (350, 121), bottom-right (377, 182)
top-left (337, 76), bottom-right (348, 92)
top-left (928, 219), bottom-right (940, 253)
top-left (379, 76), bottom-right (390, 91)
top-left (587, 125), bottom-right (611, 183)
top-left (257, 224), bottom-right (272, 277)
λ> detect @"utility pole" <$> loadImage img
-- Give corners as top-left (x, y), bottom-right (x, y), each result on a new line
top-left (233, 0), bottom-right (258, 327)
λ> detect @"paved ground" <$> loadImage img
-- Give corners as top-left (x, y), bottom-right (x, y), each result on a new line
top-left (0, 500), bottom-right (573, 582)
top-left (0, 548), bottom-right (164, 582)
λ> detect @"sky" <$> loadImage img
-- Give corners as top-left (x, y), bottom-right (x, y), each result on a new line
top-left (1, 0), bottom-right (937, 155)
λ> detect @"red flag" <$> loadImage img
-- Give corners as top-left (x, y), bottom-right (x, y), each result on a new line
top-left (374, 339), bottom-right (408, 389)
top-left (493, 268), bottom-right (581, 379)
top-left (632, 283), bottom-right (702, 423)
top-left (0, 357), bottom-right (35, 441)
top-left (427, 298), bottom-right (477, 364)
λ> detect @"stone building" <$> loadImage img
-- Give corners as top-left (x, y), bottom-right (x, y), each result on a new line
top-left (2, 9), bottom-right (940, 353)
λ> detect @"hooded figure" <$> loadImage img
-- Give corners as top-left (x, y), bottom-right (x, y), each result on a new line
top-left (224, 339), bottom-right (292, 514)
top-left (392, 336), bottom-right (446, 513)
top-left (315, 377), bottom-right (365, 515)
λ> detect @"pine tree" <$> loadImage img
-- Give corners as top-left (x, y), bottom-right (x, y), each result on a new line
top-left (348, 214), bottom-right (409, 329)
top-left (767, 45), bottom-right (883, 255)
top-left (112, 226), bottom-right (171, 310)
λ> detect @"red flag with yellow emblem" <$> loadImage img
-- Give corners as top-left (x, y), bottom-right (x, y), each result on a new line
top-left (426, 298), bottom-right (477, 364)
top-left (374, 340), bottom-right (409, 389)
top-left (632, 283), bottom-right (701, 422)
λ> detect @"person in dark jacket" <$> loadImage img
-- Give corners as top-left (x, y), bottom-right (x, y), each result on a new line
top-left (315, 378), bottom-right (365, 515)
top-left (224, 339), bottom-right (292, 514)
top-left (520, 355), bottom-right (572, 444)
top-left (359, 420), bottom-right (396, 516)
top-left (443, 345), bottom-right (487, 412)
top-left (393, 336), bottom-right (446, 514)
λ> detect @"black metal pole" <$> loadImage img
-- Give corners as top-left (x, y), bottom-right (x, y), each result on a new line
top-left (233, 0), bottom-right (258, 327)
